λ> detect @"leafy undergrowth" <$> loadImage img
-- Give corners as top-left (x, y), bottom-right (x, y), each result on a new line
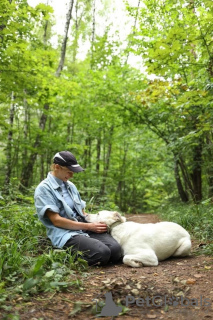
top-left (0, 201), bottom-right (88, 318)
top-left (0, 191), bottom-right (121, 319)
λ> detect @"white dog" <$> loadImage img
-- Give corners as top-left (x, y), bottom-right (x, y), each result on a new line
top-left (86, 211), bottom-right (191, 268)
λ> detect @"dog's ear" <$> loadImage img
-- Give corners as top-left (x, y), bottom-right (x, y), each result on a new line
top-left (113, 212), bottom-right (126, 223)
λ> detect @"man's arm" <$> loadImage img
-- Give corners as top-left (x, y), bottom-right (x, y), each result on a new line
top-left (46, 210), bottom-right (107, 233)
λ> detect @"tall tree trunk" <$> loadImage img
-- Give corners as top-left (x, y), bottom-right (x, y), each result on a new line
top-left (19, 1), bottom-right (74, 191)
top-left (22, 90), bottom-right (29, 167)
top-left (43, 19), bottom-right (49, 46)
top-left (100, 126), bottom-right (114, 195)
top-left (40, 154), bottom-right (45, 182)
top-left (55, 0), bottom-right (74, 77)
top-left (90, 0), bottom-right (96, 69)
top-left (67, 122), bottom-right (71, 143)
top-left (178, 155), bottom-right (195, 200)
top-left (20, 104), bottom-right (49, 189)
top-left (4, 92), bottom-right (15, 193)
top-left (96, 135), bottom-right (101, 173)
top-left (125, 0), bottom-right (140, 65)
top-left (190, 142), bottom-right (202, 202)
top-left (72, 0), bottom-right (84, 63)
top-left (177, 147), bottom-right (202, 204)
top-left (84, 136), bottom-right (92, 168)
top-left (116, 144), bottom-right (128, 209)
top-left (67, 112), bottom-right (75, 143)
top-left (174, 158), bottom-right (189, 202)
top-left (206, 134), bottom-right (213, 198)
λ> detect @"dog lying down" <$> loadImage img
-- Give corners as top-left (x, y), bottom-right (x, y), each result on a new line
top-left (86, 211), bottom-right (191, 268)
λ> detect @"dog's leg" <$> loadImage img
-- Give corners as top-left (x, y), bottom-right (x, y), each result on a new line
top-left (172, 238), bottom-right (191, 257)
top-left (123, 250), bottom-right (158, 268)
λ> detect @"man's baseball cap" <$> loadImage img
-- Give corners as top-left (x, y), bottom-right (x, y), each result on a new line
top-left (53, 151), bottom-right (84, 173)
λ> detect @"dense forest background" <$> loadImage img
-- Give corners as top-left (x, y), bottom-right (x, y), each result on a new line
top-left (1, 0), bottom-right (213, 212)
top-left (0, 1), bottom-right (213, 314)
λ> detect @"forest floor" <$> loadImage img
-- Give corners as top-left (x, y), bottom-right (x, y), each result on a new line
top-left (5, 214), bottom-right (213, 320)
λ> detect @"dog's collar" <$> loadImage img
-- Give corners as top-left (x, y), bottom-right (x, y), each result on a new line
top-left (107, 221), bottom-right (123, 233)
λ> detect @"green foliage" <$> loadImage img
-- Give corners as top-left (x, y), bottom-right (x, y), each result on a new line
top-left (124, 0), bottom-right (213, 203)
top-left (0, 0), bottom-right (192, 212)
top-left (1, 0), bottom-right (213, 318)
top-left (1, 0), bottom-right (213, 208)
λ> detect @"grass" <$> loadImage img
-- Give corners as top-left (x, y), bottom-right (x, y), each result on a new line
top-left (0, 196), bottom-right (88, 319)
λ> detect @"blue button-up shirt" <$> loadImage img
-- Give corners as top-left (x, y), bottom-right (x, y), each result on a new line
top-left (34, 172), bottom-right (88, 248)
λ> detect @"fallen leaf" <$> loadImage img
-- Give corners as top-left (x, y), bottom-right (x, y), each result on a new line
top-left (173, 277), bottom-right (180, 283)
top-left (204, 266), bottom-right (211, 270)
top-left (90, 281), bottom-right (99, 286)
top-left (131, 289), bottom-right (140, 295)
top-left (176, 291), bottom-right (185, 297)
top-left (125, 285), bottom-right (131, 290)
top-left (101, 278), bottom-right (112, 284)
top-left (16, 297), bottom-right (23, 302)
top-left (186, 279), bottom-right (196, 285)
top-left (147, 314), bottom-right (157, 319)
top-left (137, 283), bottom-right (142, 289)
top-left (193, 274), bottom-right (203, 278)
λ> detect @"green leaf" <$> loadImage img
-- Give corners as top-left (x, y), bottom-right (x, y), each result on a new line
top-left (69, 302), bottom-right (82, 316)
top-left (31, 256), bottom-right (46, 275)
top-left (23, 278), bottom-right (38, 291)
top-left (45, 270), bottom-right (55, 278)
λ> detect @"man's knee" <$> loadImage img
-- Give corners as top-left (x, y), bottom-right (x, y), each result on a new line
top-left (101, 246), bottom-right (112, 264)
top-left (89, 244), bottom-right (111, 266)
top-left (110, 242), bottom-right (122, 263)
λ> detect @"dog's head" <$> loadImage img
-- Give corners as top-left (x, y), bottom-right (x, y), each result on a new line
top-left (86, 210), bottom-right (126, 227)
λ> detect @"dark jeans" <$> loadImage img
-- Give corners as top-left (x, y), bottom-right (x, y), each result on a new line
top-left (64, 232), bottom-right (123, 266)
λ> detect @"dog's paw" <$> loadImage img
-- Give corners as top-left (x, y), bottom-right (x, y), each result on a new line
top-left (132, 260), bottom-right (143, 267)
top-left (123, 257), bottom-right (143, 268)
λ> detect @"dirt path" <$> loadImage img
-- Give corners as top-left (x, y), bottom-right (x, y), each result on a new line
top-left (14, 214), bottom-right (213, 320)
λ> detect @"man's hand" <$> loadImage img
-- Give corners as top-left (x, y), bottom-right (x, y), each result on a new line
top-left (87, 222), bottom-right (108, 233)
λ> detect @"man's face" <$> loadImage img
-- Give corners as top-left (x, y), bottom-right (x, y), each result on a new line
top-left (55, 165), bottom-right (74, 182)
